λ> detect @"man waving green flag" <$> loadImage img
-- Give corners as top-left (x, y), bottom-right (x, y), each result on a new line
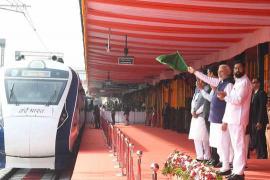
top-left (156, 51), bottom-right (188, 71)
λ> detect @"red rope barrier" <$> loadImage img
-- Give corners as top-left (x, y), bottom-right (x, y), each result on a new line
top-left (136, 150), bottom-right (143, 180)
top-left (117, 129), bottom-right (121, 164)
top-left (120, 133), bottom-right (125, 174)
top-left (100, 113), bottom-right (143, 179)
top-left (129, 143), bottom-right (135, 180)
top-left (124, 138), bottom-right (127, 175)
top-left (127, 141), bottom-right (130, 179)
top-left (113, 127), bottom-right (117, 156)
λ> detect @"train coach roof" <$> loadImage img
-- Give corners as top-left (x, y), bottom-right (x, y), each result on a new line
top-left (4, 59), bottom-right (71, 71)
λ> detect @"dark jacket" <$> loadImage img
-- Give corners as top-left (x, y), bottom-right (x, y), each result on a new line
top-left (111, 107), bottom-right (116, 116)
top-left (163, 105), bottom-right (170, 117)
top-left (202, 85), bottom-right (211, 120)
top-left (123, 106), bottom-right (130, 115)
top-left (208, 78), bottom-right (232, 123)
top-left (249, 89), bottom-right (269, 126)
top-left (192, 88), bottom-right (205, 118)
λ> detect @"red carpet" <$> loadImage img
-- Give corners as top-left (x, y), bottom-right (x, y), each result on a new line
top-left (118, 125), bottom-right (270, 180)
top-left (73, 125), bottom-right (270, 179)
top-left (72, 128), bottom-right (125, 180)
top-left (117, 125), bottom-right (195, 179)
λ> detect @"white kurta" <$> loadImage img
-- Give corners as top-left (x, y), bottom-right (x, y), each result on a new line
top-left (188, 89), bottom-right (210, 160)
top-left (209, 122), bottom-right (221, 147)
top-left (223, 75), bottom-right (252, 175)
top-left (189, 116), bottom-right (209, 141)
top-left (194, 70), bottom-right (234, 171)
top-left (223, 75), bottom-right (252, 126)
top-left (188, 91), bottom-right (208, 141)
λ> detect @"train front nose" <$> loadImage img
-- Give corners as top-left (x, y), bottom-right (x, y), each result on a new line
top-left (4, 107), bottom-right (57, 157)
top-left (4, 117), bottom-right (30, 156)
top-left (29, 116), bottom-right (57, 157)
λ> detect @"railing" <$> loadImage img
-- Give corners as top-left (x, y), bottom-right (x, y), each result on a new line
top-left (100, 115), bottom-right (143, 180)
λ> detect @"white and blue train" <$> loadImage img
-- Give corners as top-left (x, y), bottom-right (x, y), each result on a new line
top-left (0, 58), bottom-right (85, 169)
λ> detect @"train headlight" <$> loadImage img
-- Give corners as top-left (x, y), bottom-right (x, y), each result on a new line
top-left (57, 104), bottom-right (68, 129)
top-left (28, 60), bottom-right (46, 69)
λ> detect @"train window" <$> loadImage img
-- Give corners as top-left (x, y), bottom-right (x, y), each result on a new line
top-left (5, 79), bottom-right (67, 105)
top-left (5, 68), bottom-right (69, 79)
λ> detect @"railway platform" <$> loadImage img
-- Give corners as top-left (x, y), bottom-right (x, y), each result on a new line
top-left (72, 128), bottom-right (125, 180)
top-left (73, 124), bottom-right (270, 180)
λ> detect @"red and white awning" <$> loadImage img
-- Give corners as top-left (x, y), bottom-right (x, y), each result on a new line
top-left (81, 0), bottom-right (270, 95)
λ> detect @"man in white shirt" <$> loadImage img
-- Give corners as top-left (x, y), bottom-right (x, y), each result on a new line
top-left (199, 67), bottom-right (221, 167)
top-left (217, 61), bottom-right (252, 180)
top-left (188, 79), bottom-right (211, 161)
top-left (188, 64), bottom-right (234, 175)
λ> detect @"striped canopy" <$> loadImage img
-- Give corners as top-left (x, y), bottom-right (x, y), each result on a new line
top-left (80, 0), bottom-right (270, 96)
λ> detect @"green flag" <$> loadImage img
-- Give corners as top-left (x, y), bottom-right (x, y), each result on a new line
top-left (156, 51), bottom-right (188, 71)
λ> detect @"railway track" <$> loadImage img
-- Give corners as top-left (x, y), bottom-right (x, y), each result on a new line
top-left (0, 168), bottom-right (72, 180)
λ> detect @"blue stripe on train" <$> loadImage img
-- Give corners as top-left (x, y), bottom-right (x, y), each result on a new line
top-left (0, 125), bottom-right (5, 168)
top-left (55, 69), bottom-right (78, 169)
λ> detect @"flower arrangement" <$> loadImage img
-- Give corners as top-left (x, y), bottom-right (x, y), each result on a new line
top-left (162, 150), bottom-right (222, 180)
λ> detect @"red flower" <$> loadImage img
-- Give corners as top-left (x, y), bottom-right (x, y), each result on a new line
top-left (182, 166), bottom-right (186, 171)
top-left (190, 171), bottom-right (196, 177)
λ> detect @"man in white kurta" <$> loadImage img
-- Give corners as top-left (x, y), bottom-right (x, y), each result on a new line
top-left (189, 80), bottom-right (210, 161)
top-left (217, 62), bottom-right (252, 179)
top-left (188, 65), bottom-right (234, 175)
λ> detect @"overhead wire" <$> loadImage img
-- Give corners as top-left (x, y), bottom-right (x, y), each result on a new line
top-left (23, 7), bottom-right (48, 50)
top-left (1, 0), bottom-right (48, 50)
top-left (0, 7), bottom-right (23, 13)
top-left (1, 0), bottom-right (22, 12)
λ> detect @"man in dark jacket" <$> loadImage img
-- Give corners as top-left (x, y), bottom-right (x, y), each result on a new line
top-left (94, 105), bottom-right (100, 129)
top-left (249, 77), bottom-right (268, 159)
top-left (200, 84), bottom-right (211, 132)
top-left (111, 106), bottom-right (116, 125)
top-left (198, 67), bottom-right (220, 167)
top-left (188, 64), bottom-right (234, 176)
top-left (123, 105), bottom-right (130, 125)
top-left (162, 103), bottom-right (170, 129)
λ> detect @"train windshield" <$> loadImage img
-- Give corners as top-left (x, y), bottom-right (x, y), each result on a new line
top-left (5, 79), bottom-right (67, 105)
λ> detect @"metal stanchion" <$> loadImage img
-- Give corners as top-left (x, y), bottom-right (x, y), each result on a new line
top-left (110, 125), bottom-right (113, 149)
top-left (107, 124), bottom-right (110, 148)
top-left (101, 115), bottom-right (144, 179)
top-left (125, 137), bottom-right (130, 178)
top-left (116, 130), bottom-right (126, 177)
top-left (150, 163), bottom-right (159, 180)
top-left (113, 127), bottom-right (117, 156)
top-left (129, 143), bottom-right (134, 180)
top-left (120, 133), bottom-right (125, 176)
top-left (111, 125), bottom-right (115, 152)
top-left (116, 129), bottom-right (121, 163)
top-left (102, 117), bottom-right (108, 143)
top-left (107, 122), bottom-right (109, 145)
top-left (136, 150), bottom-right (143, 180)
top-left (119, 132), bottom-right (123, 168)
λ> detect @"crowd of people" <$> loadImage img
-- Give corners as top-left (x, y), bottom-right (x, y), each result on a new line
top-left (85, 61), bottom-right (269, 180)
top-left (187, 60), bottom-right (269, 180)
top-left (85, 100), bottom-right (132, 128)
top-left (85, 99), bottom-right (101, 129)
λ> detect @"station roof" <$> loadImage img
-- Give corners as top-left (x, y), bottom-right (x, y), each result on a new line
top-left (81, 0), bottom-right (270, 96)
